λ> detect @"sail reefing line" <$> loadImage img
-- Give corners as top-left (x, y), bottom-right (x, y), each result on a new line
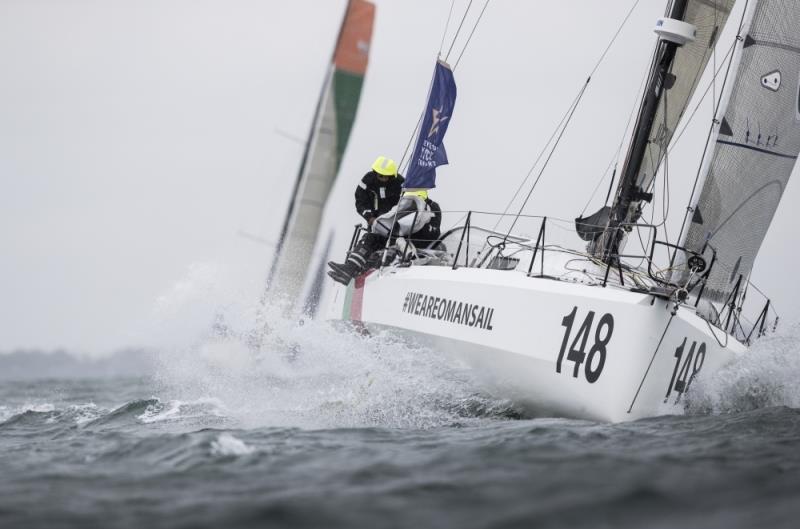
top-left (263, 0), bottom-right (375, 310)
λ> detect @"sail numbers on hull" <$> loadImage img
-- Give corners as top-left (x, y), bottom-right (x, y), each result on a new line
top-left (555, 306), bottom-right (615, 383)
top-left (664, 337), bottom-right (706, 402)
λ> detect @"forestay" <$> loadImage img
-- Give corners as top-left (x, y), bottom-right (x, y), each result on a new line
top-left (680, 0), bottom-right (800, 301)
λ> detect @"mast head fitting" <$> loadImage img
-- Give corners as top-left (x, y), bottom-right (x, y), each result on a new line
top-left (371, 156), bottom-right (398, 177)
top-left (654, 18), bottom-right (697, 46)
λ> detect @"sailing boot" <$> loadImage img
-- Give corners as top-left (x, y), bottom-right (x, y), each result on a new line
top-left (327, 262), bottom-right (355, 285)
top-left (327, 247), bottom-right (369, 285)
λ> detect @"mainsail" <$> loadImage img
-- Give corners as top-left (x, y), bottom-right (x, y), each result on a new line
top-left (265, 0), bottom-right (375, 307)
top-left (595, 0), bottom-right (735, 255)
top-left (679, 0), bottom-right (800, 301)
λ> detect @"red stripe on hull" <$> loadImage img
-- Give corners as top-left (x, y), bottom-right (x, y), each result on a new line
top-left (350, 271), bottom-right (370, 321)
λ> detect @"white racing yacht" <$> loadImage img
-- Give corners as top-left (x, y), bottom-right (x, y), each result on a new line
top-left (324, 0), bottom-right (798, 422)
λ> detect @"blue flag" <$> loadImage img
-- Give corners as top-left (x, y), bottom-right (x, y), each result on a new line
top-left (404, 60), bottom-right (457, 189)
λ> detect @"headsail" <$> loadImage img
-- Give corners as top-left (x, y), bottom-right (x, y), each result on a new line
top-left (679, 0), bottom-right (800, 301)
top-left (593, 0), bottom-right (735, 256)
top-left (265, 0), bottom-right (375, 307)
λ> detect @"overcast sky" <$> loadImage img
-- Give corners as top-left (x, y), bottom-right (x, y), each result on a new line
top-left (1, 0), bottom-right (797, 354)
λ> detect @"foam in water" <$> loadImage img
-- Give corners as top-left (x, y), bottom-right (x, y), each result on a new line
top-left (211, 433), bottom-right (254, 456)
top-left (137, 397), bottom-right (228, 424)
top-left (687, 322), bottom-right (800, 414)
top-left (153, 312), bottom-right (493, 430)
top-left (146, 264), bottom-right (506, 430)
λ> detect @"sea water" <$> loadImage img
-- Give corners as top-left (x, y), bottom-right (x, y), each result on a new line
top-left (2, 277), bottom-right (800, 528)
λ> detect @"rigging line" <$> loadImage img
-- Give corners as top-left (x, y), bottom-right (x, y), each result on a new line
top-left (665, 38), bottom-right (736, 156)
top-left (672, 0), bottom-right (750, 256)
top-left (503, 79), bottom-right (590, 240)
top-left (487, 91), bottom-right (578, 234)
top-left (658, 89), bottom-right (671, 234)
top-left (746, 281), bottom-right (778, 313)
top-left (705, 316), bottom-right (729, 348)
top-left (627, 311), bottom-right (675, 414)
top-left (439, 0), bottom-right (457, 56)
top-left (712, 0), bottom-right (719, 120)
top-left (401, 0), bottom-right (478, 173)
top-left (493, 0), bottom-right (642, 232)
top-left (453, 0), bottom-right (491, 70)
top-left (603, 166), bottom-right (618, 207)
top-left (398, 110), bottom-right (425, 173)
top-left (588, 0), bottom-right (642, 80)
top-left (601, 56), bottom-right (652, 213)
top-left (609, 65), bottom-right (650, 198)
top-left (579, 67), bottom-right (646, 218)
top-left (644, 35), bottom-right (736, 232)
top-left (445, 0), bottom-right (475, 62)
top-left (580, 155), bottom-right (617, 217)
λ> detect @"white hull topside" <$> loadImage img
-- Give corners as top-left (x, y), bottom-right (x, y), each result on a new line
top-left (326, 264), bottom-right (746, 422)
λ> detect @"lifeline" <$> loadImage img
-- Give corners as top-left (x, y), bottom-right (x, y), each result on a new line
top-left (401, 292), bottom-right (494, 331)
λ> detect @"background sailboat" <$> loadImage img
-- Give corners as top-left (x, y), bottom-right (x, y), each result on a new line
top-left (264, 0), bottom-right (375, 313)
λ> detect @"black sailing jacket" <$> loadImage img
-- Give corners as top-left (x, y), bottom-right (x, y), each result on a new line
top-left (354, 171), bottom-right (405, 221)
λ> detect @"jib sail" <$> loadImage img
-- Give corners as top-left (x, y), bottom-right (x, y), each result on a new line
top-left (679, 0), bottom-right (800, 301)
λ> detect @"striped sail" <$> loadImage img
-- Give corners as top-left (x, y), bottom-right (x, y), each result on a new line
top-left (265, 0), bottom-right (375, 307)
top-left (680, 0), bottom-right (800, 301)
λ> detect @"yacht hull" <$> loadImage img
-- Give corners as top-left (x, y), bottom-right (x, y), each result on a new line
top-left (326, 266), bottom-right (745, 422)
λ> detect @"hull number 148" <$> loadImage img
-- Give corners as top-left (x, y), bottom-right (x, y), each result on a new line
top-left (556, 306), bottom-right (614, 383)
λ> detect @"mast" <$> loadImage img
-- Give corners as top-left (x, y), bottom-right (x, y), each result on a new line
top-left (601, 0), bottom-right (690, 258)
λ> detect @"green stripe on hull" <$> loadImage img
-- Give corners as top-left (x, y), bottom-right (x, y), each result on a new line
top-left (341, 280), bottom-right (355, 321)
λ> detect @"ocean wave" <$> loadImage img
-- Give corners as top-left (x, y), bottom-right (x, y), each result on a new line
top-left (150, 312), bottom-right (516, 430)
top-left (0, 402), bottom-right (104, 430)
top-left (210, 432), bottom-right (254, 456)
top-left (0, 396), bottom-right (233, 435)
top-left (687, 323), bottom-right (800, 415)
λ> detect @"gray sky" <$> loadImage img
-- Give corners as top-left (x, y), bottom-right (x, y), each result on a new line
top-left (1, 0), bottom-right (797, 354)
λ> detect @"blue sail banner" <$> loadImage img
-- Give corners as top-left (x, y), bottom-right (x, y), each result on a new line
top-left (404, 60), bottom-right (457, 189)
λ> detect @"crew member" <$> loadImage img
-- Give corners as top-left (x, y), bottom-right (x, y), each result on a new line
top-left (355, 156), bottom-right (405, 225)
top-left (328, 189), bottom-right (441, 285)
top-left (403, 189), bottom-right (441, 249)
